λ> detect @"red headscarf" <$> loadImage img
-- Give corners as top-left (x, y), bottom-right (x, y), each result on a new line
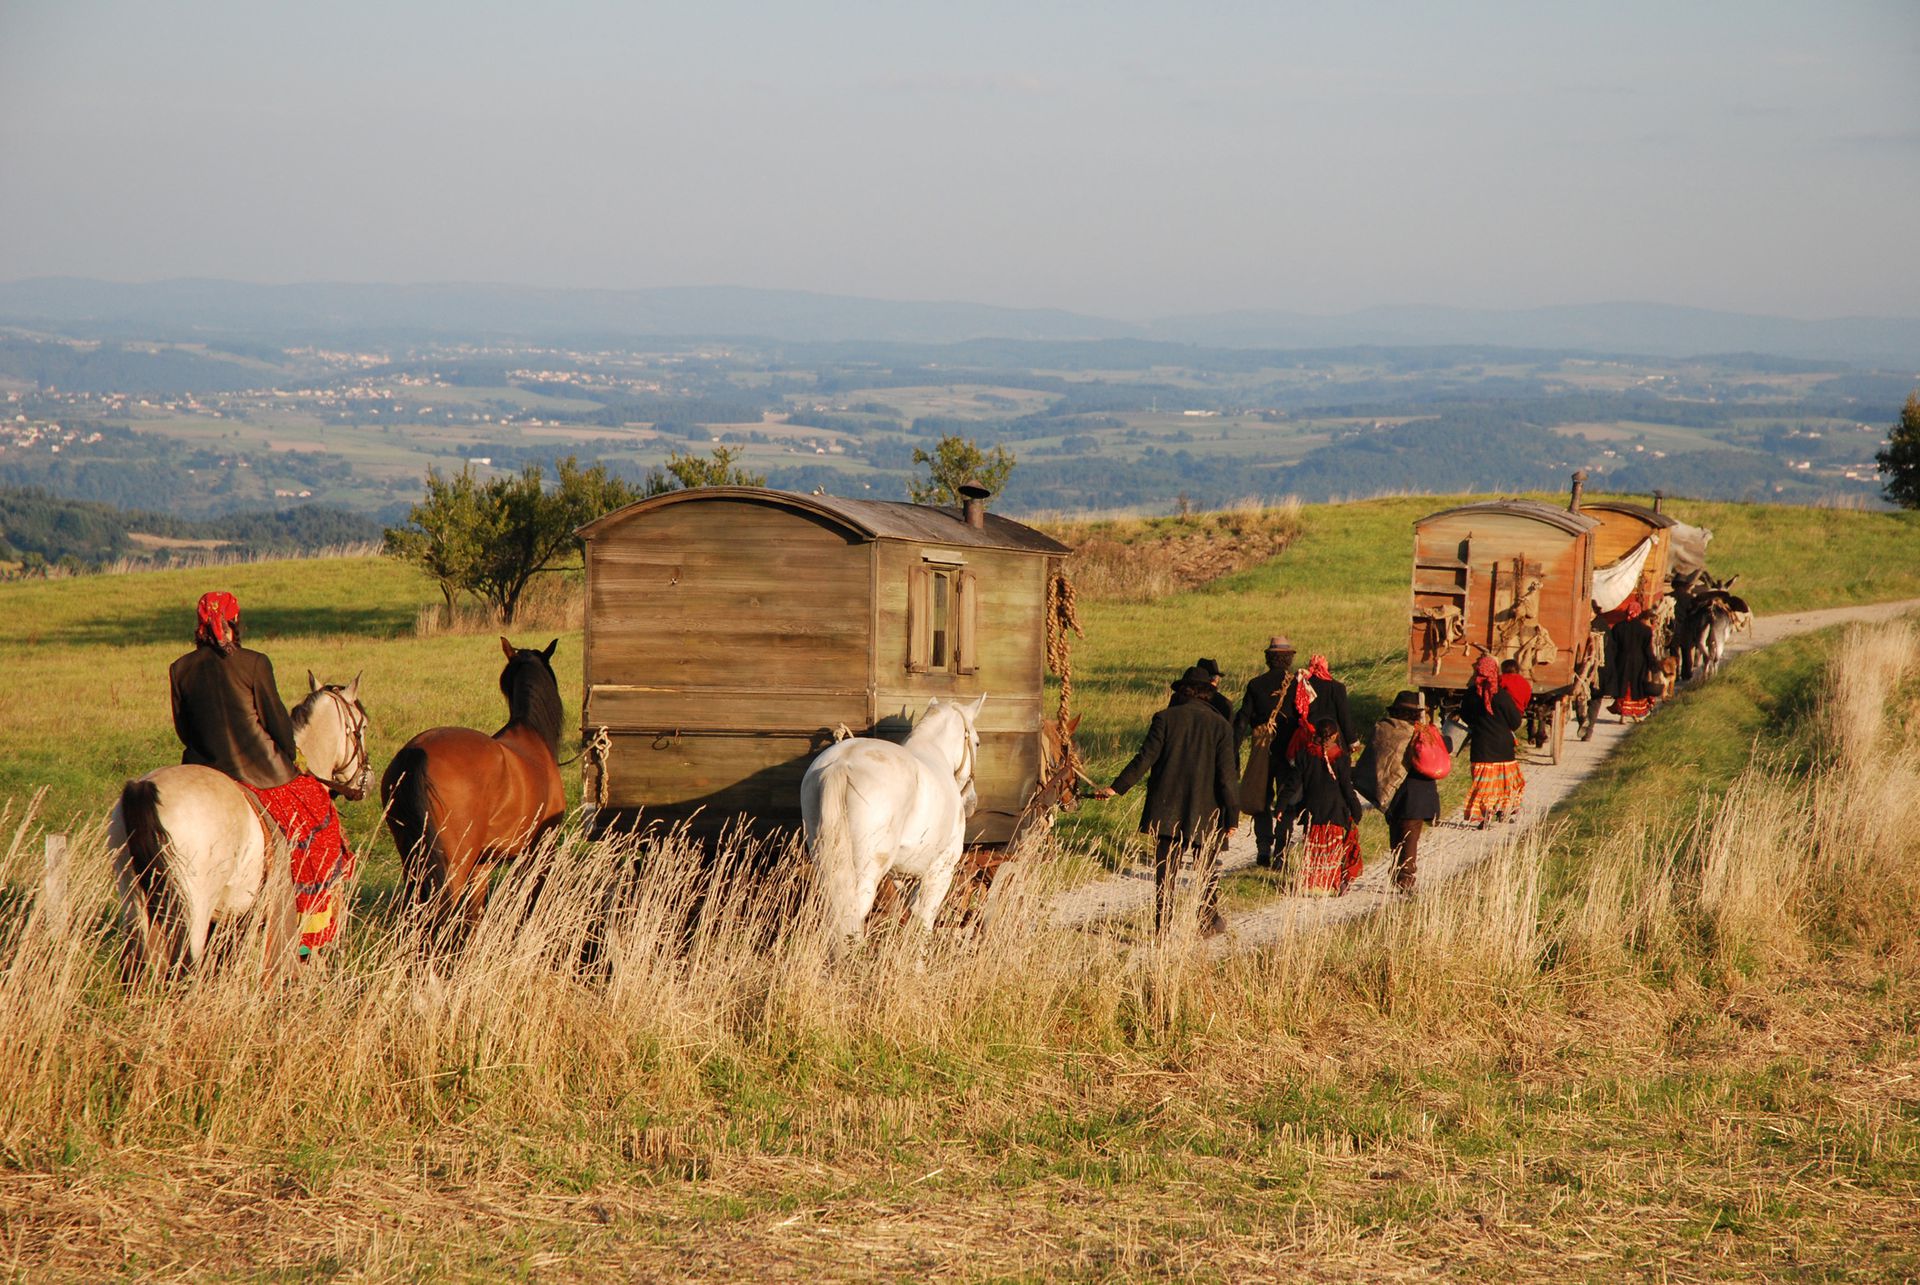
top-left (1293, 654), bottom-right (1333, 720)
top-left (1623, 593), bottom-right (1645, 620)
top-left (1472, 654), bottom-right (1501, 714)
top-left (196, 591), bottom-right (240, 654)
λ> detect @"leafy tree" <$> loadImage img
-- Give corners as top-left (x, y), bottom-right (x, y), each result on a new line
top-left (1876, 392), bottom-right (1920, 510)
top-left (641, 445), bottom-right (766, 496)
top-left (907, 435), bottom-right (1014, 505)
top-left (382, 467), bottom-right (487, 611)
top-left (385, 457), bottom-right (639, 623)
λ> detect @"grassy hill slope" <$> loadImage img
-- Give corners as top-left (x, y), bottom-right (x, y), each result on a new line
top-left (6, 495), bottom-right (1920, 864)
top-left (0, 580), bottom-right (1915, 1278)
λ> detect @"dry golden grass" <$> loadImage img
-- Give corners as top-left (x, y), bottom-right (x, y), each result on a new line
top-left (0, 622), bottom-right (1916, 1279)
top-left (1037, 499), bottom-right (1304, 602)
top-left (411, 570), bottom-right (587, 637)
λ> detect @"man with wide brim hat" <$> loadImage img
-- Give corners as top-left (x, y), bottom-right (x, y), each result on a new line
top-left (1234, 635), bottom-right (1297, 867)
top-left (1185, 657), bottom-right (1235, 726)
top-left (1356, 688), bottom-right (1441, 893)
top-left (1095, 665), bottom-right (1240, 937)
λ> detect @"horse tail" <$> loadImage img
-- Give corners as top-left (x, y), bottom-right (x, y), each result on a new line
top-left (805, 758), bottom-right (865, 940)
top-left (383, 745), bottom-right (444, 902)
top-left (115, 777), bottom-right (184, 977)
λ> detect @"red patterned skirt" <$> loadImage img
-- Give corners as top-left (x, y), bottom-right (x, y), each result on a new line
top-left (1610, 696), bottom-right (1654, 719)
top-left (1303, 823), bottom-right (1362, 896)
top-left (1463, 760), bottom-right (1525, 822)
top-left (239, 774), bottom-right (356, 952)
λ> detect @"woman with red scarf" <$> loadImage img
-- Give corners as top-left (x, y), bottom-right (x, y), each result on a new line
top-left (1604, 594), bottom-right (1660, 721)
top-left (1461, 654), bottom-right (1525, 827)
top-left (169, 591), bottom-right (300, 788)
top-left (1298, 718), bottom-right (1364, 894)
top-left (169, 591), bottom-right (355, 955)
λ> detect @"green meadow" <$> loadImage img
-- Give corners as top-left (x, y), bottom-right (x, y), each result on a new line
top-left (1, 495), bottom-right (1918, 1278)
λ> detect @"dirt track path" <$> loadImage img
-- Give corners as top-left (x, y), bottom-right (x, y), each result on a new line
top-left (1048, 597), bottom-right (1920, 946)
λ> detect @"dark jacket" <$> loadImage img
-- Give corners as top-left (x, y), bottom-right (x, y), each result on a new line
top-left (1112, 698), bottom-right (1240, 843)
top-left (1460, 689), bottom-right (1524, 765)
top-left (1273, 672), bottom-right (1356, 757)
top-left (170, 644), bottom-right (300, 789)
top-left (1604, 616), bottom-right (1659, 702)
top-left (1299, 748), bottom-right (1364, 829)
top-left (1234, 666), bottom-right (1293, 745)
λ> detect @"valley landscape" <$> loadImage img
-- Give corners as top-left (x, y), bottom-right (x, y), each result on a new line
top-left (5, 3), bottom-right (1920, 1280)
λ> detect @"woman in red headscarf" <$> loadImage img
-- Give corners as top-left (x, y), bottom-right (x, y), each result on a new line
top-left (1603, 594), bottom-right (1660, 721)
top-left (169, 590), bottom-right (300, 789)
top-left (1460, 654), bottom-right (1525, 828)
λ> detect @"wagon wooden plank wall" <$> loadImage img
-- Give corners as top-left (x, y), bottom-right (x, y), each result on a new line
top-left (576, 486), bottom-right (1069, 845)
top-left (1409, 478), bottom-right (1599, 762)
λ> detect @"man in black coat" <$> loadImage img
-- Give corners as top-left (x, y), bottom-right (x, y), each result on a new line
top-left (1235, 635), bottom-right (1295, 868)
top-left (170, 590), bottom-right (300, 790)
top-left (1098, 666), bottom-right (1240, 937)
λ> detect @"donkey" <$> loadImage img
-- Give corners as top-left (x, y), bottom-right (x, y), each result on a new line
top-left (110, 674), bottom-right (370, 980)
top-left (801, 694), bottom-right (985, 944)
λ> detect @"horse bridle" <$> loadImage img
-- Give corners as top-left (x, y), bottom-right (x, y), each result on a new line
top-left (312, 686), bottom-right (372, 800)
top-left (952, 715), bottom-right (979, 812)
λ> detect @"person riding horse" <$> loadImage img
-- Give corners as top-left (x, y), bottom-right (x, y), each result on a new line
top-left (171, 591), bottom-right (302, 788)
top-left (169, 591), bottom-right (359, 955)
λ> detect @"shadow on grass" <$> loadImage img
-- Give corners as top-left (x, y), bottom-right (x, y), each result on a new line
top-left (49, 602), bottom-right (418, 648)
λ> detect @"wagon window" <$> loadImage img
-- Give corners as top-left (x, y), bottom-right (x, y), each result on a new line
top-left (909, 562), bottom-right (978, 675)
top-left (930, 570), bottom-right (952, 669)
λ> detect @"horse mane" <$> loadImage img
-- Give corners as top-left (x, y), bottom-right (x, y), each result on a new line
top-left (502, 653), bottom-right (564, 757)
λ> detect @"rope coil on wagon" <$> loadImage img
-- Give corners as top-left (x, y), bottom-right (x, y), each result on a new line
top-left (1045, 569), bottom-right (1083, 725)
top-left (581, 724), bottom-right (613, 808)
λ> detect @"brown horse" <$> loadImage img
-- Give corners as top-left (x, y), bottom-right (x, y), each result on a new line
top-left (382, 637), bottom-right (566, 935)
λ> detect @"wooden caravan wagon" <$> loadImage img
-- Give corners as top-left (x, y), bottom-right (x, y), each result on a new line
top-left (575, 486), bottom-right (1071, 845)
top-left (1582, 495), bottom-right (1677, 618)
top-left (1409, 480), bottom-right (1599, 763)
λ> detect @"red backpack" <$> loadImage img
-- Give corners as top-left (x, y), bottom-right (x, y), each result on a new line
top-left (1409, 722), bottom-right (1452, 780)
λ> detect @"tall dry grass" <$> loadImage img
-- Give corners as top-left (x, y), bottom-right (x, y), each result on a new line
top-left (0, 621), bottom-right (1914, 1191)
top-left (412, 572), bottom-right (586, 637)
top-left (1039, 498), bottom-right (1304, 602)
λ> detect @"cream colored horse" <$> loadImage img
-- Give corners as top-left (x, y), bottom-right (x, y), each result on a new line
top-left (109, 674), bottom-right (370, 979)
top-left (801, 695), bottom-right (984, 943)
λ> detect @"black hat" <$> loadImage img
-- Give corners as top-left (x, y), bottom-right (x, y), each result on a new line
top-left (1171, 664), bottom-right (1214, 691)
top-left (1196, 657), bottom-right (1223, 679)
top-left (1388, 689), bottom-right (1426, 716)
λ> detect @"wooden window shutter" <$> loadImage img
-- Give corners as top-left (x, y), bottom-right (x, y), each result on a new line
top-left (954, 569), bottom-right (979, 675)
top-left (907, 563), bottom-right (931, 673)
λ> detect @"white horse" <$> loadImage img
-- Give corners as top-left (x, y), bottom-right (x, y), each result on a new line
top-left (109, 673), bottom-right (371, 979)
top-left (801, 694), bottom-right (985, 943)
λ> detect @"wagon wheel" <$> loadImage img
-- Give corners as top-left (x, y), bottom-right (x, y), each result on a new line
top-left (1548, 694), bottom-right (1569, 765)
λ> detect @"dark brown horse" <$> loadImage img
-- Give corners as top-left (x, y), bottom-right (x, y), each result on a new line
top-left (382, 637), bottom-right (566, 934)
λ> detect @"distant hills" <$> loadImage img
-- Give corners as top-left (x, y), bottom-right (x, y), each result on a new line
top-left (2, 277), bottom-right (1917, 365)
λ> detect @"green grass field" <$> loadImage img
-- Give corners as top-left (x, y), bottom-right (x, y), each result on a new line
top-left (8, 494), bottom-right (1920, 871)
top-left (2, 496), bottom-right (1919, 1278)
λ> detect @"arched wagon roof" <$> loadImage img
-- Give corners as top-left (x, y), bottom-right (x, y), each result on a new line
top-left (1413, 499), bottom-right (1598, 537)
top-left (1579, 499), bottom-right (1677, 530)
top-left (577, 485), bottom-right (1071, 555)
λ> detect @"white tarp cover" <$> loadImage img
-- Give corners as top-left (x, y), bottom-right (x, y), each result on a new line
top-left (1668, 522), bottom-right (1712, 577)
top-left (1592, 535), bottom-right (1654, 612)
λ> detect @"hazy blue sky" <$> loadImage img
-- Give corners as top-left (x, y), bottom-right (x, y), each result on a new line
top-left (2, 1), bottom-right (1916, 319)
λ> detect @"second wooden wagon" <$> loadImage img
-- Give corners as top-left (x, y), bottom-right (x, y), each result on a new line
top-left (1408, 475), bottom-right (1600, 763)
